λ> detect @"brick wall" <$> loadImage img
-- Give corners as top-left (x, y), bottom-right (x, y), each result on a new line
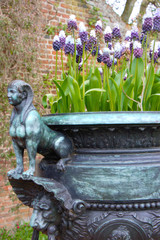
top-left (0, 0), bottom-right (128, 229)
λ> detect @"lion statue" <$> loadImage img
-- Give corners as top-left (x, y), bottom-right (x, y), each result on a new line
top-left (7, 80), bottom-right (73, 177)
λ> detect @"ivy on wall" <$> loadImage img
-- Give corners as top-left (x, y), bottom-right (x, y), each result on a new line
top-left (0, 0), bottom-right (44, 176)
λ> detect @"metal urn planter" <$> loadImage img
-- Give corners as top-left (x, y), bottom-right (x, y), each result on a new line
top-left (9, 111), bottom-right (160, 240)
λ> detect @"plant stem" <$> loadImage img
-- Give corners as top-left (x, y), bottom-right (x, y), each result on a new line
top-left (106, 65), bottom-right (114, 111)
top-left (55, 50), bottom-right (58, 81)
top-left (129, 45), bottom-right (133, 73)
top-left (133, 57), bottom-right (139, 110)
top-left (68, 54), bottom-right (72, 74)
top-left (73, 29), bottom-right (77, 79)
top-left (61, 49), bottom-right (64, 76)
top-left (144, 32), bottom-right (148, 75)
top-left (92, 45), bottom-right (99, 73)
top-left (55, 50), bottom-right (59, 97)
top-left (118, 61), bottom-right (125, 111)
top-left (82, 44), bottom-right (85, 99)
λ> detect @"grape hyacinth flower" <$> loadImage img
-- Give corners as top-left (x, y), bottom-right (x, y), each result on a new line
top-left (130, 41), bottom-right (133, 53)
top-left (105, 56), bottom-right (112, 68)
top-left (108, 42), bottom-right (112, 50)
top-left (78, 59), bottom-right (83, 71)
top-left (153, 8), bottom-right (160, 32)
top-left (131, 24), bottom-right (139, 41)
top-left (76, 38), bottom-right (83, 56)
top-left (114, 42), bottom-right (122, 59)
top-left (88, 30), bottom-right (97, 51)
top-left (102, 47), bottom-right (110, 58)
top-left (150, 40), bottom-right (159, 62)
top-left (91, 45), bottom-right (99, 57)
top-left (112, 23), bottom-right (121, 39)
top-left (98, 67), bottom-right (103, 79)
top-left (140, 33), bottom-right (147, 47)
top-left (124, 73), bottom-right (128, 81)
top-left (59, 30), bottom-right (66, 49)
top-left (121, 42), bottom-right (127, 56)
top-left (142, 12), bottom-right (153, 33)
top-left (113, 57), bottom-right (117, 66)
top-left (53, 35), bottom-right (61, 51)
top-left (122, 41), bottom-right (130, 61)
top-left (133, 41), bottom-right (143, 58)
top-left (95, 20), bottom-right (102, 34)
top-left (76, 51), bottom-right (82, 63)
top-left (110, 55), bottom-right (117, 66)
top-left (125, 30), bottom-right (131, 41)
top-left (104, 26), bottom-right (112, 43)
top-left (79, 22), bottom-right (88, 45)
top-left (102, 48), bottom-right (112, 67)
top-left (67, 14), bottom-right (77, 31)
top-left (97, 50), bottom-right (103, 63)
top-left (64, 35), bottom-right (75, 55)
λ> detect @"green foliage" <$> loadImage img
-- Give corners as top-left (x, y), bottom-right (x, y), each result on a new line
top-left (0, 222), bottom-right (47, 240)
top-left (45, 23), bottom-right (67, 36)
top-left (0, 0), bottom-right (47, 180)
top-left (88, 6), bottom-right (108, 26)
top-left (43, 14), bottom-right (160, 113)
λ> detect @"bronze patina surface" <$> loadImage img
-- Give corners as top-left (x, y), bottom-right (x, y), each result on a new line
top-left (7, 81), bottom-right (160, 240)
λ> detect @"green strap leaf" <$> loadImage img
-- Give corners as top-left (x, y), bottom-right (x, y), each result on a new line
top-left (85, 88), bottom-right (106, 96)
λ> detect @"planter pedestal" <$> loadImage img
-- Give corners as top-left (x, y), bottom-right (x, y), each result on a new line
top-left (9, 112), bottom-right (160, 240)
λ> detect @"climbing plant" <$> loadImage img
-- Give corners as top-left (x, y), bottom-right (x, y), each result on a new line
top-left (0, 0), bottom-right (43, 175)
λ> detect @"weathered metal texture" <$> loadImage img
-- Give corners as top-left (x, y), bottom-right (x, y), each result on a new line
top-left (40, 112), bottom-right (160, 202)
top-left (8, 112), bottom-right (160, 240)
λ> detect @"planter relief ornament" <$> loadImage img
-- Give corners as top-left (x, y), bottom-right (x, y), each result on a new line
top-left (7, 80), bottom-right (160, 240)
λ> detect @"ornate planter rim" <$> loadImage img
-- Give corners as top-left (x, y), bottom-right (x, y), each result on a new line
top-left (42, 111), bottom-right (160, 126)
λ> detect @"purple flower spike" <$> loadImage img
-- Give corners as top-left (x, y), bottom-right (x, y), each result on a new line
top-left (108, 42), bottom-right (112, 50)
top-left (130, 41), bottom-right (133, 53)
top-left (124, 73), bottom-right (128, 81)
top-left (114, 42), bottom-right (122, 59)
top-left (76, 53), bottom-right (82, 64)
top-left (97, 50), bottom-right (103, 63)
top-left (103, 48), bottom-right (110, 58)
top-left (125, 30), bottom-right (131, 41)
top-left (78, 60), bottom-right (83, 71)
top-left (79, 31), bottom-right (88, 44)
top-left (112, 24), bottom-right (121, 39)
top-left (150, 51), bottom-right (158, 63)
top-left (79, 22), bottom-right (88, 44)
top-left (106, 57), bottom-right (112, 68)
top-left (88, 30), bottom-right (97, 51)
top-left (104, 26), bottom-right (112, 43)
top-left (64, 35), bottom-right (75, 55)
top-left (67, 15), bottom-right (77, 31)
top-left (59, 30), bottom-right (66, 49)
top-left (153, 8), bottom-right (160, 32)
top-left (91, 46), bottom-right (99, 56)
top-left (133, 41), bottom-right (143, 58)
top-left (140, 33), bottom-right (147, 46)
top-left (121, 42), bottom-right (127, 56)
top-left (150, 40), bottom-right (159, 62)
top-left (131, 24), bottom-right (139, 40)
top-left (76, 38), bottom-right (83, 56)
top-left (95, 20), bottom-right (102, 34)
top-left (142, 12), bottom-right (152, 32)
top-left (102, 48), bottom-right (112, 67)
top-left (53, 35), bottom-right (61, 51)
